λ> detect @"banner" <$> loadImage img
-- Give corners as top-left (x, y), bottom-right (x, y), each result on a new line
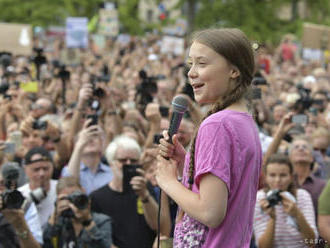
top-left (160, 36), bottom-right (185, 56)
top-left (0, 23), bottom-right (32, 55)
top-left (98, 9), bottom-right (119, 37)
top-left (66, 17), bottom-right (89, 49)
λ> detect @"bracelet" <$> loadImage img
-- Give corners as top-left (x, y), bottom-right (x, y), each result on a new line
top-left (141, 195), bottom-right (149, 204)
top-left (16, 230), bottom-right (28, 239)
top-left (108, 110), bottom-right (118, 115)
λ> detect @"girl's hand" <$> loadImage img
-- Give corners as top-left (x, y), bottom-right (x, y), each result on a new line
top-left (156, 155), bottom-right (178, 190)
top-left (259, 199), bottom-right (276, 219)
top-left (280, 193), bottom-right (298, 218)
top-left (158, 131), bottom-right (186, 167)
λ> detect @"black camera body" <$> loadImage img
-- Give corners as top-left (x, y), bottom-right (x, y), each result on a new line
top-left (1, 189), bottom-right (25, 209)
top-left (67, 191), bottom-right (89, 210)
top-left (1, 162), bottom-right (25, 209)
top-left (32, 120), bottom-right (48, 130)
top-left (266, 189), bottom-right (282, 208)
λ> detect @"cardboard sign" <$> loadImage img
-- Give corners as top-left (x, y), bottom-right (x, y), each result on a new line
top-left (20, 81), bottom-right (38, 93)
top-left (160, 36), bottom-right (184, 56)
top-left (66, 17), bottom-right (89, 49)
top-left (302, 23), bottom-right (330, 50)
top-left (98, 9), bottom-right (119, 37)
top-left (0, 23), bottom-right (32, 55)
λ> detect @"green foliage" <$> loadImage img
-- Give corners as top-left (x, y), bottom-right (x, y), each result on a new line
top-left (118, 0), bottom-right (143, 35)
top-left (183, 0), bottom-right (330, 45)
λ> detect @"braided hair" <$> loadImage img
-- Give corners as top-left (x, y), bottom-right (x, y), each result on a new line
top-left (177, 28), bottom-right (255, 222)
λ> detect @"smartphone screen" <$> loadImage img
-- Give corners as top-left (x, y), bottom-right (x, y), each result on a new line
top-left (292, 114), bottom-right (308, 125)
top-left (123, 164), bottom-right (142, 192)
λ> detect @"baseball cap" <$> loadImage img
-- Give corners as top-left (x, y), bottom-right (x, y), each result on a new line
top-left (24, 146), bottom-right (53, 165)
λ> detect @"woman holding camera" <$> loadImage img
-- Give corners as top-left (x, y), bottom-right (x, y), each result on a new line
top-left (253, 153), bottom-right (318, 248)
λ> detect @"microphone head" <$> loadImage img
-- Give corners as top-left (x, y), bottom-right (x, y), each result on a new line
top-left (171, 95), bottom-right (189, 114)
top-left (1, 162), bottom-right (20, 188)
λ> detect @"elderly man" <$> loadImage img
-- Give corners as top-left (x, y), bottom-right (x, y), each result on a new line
top-left (61, 121), bottom-right (113, 195)
top-left (90, 135), bottom-right (170, 248)
top-left (289, 136), bottom-right (326, 216)
top-left (19, 147), bottom-right (57, 228)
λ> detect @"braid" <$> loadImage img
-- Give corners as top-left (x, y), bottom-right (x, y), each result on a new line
top-left (188, 81), bottom-right (247, 188)
top-left (176, 84), bottom-right (248, 223)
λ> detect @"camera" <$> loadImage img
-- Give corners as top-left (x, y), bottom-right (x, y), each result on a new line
top-left (0, 82), bottom-right (9, 95)
top-left (90, 75), bottom-right (106, 98)
top-left (26, 188), bottom-right (47, 205)
top-left (266, 189), bottom-right (282, 208)
top-left (87, 114), bottom-right (98, 126)
top-left (1, 163), bottom-right (25, 209)
top-left (32, 120), bottom-right (48, 130)
top-left (66, 191), bottom-right (89, 210)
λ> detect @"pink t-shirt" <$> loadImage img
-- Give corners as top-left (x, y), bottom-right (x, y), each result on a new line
top-left (174, 110), bottom-right (262, 248)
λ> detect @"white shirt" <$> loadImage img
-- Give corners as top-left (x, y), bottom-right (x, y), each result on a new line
top-left (19, 180), bottom-right (57, 229)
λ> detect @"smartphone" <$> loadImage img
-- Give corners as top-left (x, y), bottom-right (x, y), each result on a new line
top-left (123, 164), bottom-right (142, 192)
top-left (159, 106), bottom-right (169, 118)
top-left (87, 114), bottom-right (98, 127)
top-left (252, 88), bottom-right (262, 99)
top-left (153, 134), bottom-right (164, 145)
top-left (4, 142), bottom-right (16, 154)
top-left (292, 114), bottom-right (308, 125)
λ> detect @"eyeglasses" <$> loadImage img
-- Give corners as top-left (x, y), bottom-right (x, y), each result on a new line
top-left (116, 158), bottom-right (139, 164)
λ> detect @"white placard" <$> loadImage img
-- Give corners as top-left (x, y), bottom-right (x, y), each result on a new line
top-left (66, 17), bottom-right (88, 48)
top-left (160, 36), bottom-right (184, 55)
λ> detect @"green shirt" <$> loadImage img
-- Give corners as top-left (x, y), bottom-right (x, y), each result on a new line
top-left (319, 179), bottom-right (330, 215)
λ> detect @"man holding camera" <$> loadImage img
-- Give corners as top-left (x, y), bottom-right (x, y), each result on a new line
top-left (43, 176), bottom-right (112, 248)
top-left (19, 146), bottom-right (57, 228)
top-left (90, 135), bottom-right (170, 248)
top-left (0, 163), bottom-right (42, 247)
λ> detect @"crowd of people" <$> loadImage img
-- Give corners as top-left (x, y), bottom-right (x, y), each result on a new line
top-left (0, 29), bottom-right (329, 248)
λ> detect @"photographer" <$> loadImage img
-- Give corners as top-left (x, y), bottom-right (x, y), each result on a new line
top-left (90, 135), bottom-right (171, 248)
top-left (0, 163), bottom-right (42, 247)
top-left (19, 147), bottom-right (57, 228)
top-left (254, 153), bottom-right (317, 247)
top-left (43, 176), bottom-right (112, 248)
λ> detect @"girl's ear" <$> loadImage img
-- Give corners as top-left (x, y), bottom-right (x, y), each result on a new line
top-left (230, 67), bottom-right (240, 79)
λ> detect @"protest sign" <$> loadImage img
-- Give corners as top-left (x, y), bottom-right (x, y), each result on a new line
top-left (66, 17), bottom-right (89, 49)
top-left (160, 36), bottom-right (185, 56)
top-left (0, 23), bottom-right (32, 55)
top-left (98, 8), bottom-right (119, 37)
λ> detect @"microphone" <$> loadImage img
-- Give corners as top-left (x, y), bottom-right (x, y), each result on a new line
top-left (168, 95), bottom-right (189, 143)
top-left (1, 162), bottom-right (20, 189)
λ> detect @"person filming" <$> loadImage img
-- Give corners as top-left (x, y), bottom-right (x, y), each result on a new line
top-left (253, 153), bottom-right (318, 247)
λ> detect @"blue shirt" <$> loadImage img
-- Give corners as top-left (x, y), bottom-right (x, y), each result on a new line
top-left (62, 162), bottom-right (113, 195)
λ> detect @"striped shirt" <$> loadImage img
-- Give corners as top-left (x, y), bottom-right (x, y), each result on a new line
top-left (253, 189), bottom-right (318, 248)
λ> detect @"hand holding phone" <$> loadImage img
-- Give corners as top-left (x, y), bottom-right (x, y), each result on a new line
top-left (292, 114), bottom-right (308, 125)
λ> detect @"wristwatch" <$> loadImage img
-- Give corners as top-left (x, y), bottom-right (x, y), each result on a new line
top-left (16, 229), bottom-right (28, 239)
